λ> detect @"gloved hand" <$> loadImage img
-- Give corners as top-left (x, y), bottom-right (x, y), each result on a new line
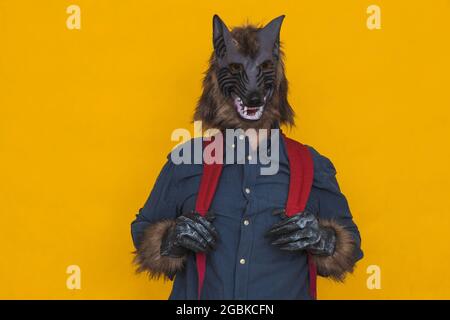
top-left (266, 209), bottom-right (336, 256)
top-left (160, 211), bottom-right (219, 258)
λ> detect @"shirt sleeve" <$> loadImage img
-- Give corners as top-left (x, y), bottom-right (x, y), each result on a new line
top-left (130, 156), bottom-right (180, 249)
top-left (308, 146), bottom-right (364, 262)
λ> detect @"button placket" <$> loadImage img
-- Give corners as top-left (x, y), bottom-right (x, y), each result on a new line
top-left (234, 160), bottom-right (256, 299)
top-left (234, 201), bottom-right (253, 299)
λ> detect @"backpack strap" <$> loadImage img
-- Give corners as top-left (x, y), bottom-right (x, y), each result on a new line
top-left (282, 134), bottom-right (317, 299)
top-left (194, 134), bottom-right (316, 299)
top-left (194, 138), bottom-right (223, 299)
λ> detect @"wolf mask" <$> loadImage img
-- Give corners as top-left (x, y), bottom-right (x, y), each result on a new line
top-left (194, 15), bottom-right (294, 130)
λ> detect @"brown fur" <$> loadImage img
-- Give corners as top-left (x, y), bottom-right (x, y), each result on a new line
top-left (194, 24), bottom-right (295, 131)
top-left (313, 220), bottom-right (358, 282)
top-left (133, 220), bottom-right (186, 280)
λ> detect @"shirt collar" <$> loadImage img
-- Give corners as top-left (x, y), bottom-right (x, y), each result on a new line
top-left (218, 129), bottom-right (288, 166)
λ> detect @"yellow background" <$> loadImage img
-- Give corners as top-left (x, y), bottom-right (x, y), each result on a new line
top-left (1, 0), bottom-right (450, 299)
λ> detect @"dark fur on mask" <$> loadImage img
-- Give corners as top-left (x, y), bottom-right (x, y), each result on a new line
top-left (194, 15), bottom-right (295, 130)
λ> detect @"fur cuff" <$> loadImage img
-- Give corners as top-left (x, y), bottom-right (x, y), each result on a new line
top-left (312, 220), bottom-right (358, 282)
top-left (133, 219), bottom-right (186, 280)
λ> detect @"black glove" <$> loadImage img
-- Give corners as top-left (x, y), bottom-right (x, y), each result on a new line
top-left (266, 209), bottom-right (336, 256)
top-left (160, 211), bottom-right (219, 258)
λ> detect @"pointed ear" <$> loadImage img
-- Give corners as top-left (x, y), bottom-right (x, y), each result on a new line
top-left (260, 15), bottom-right (285, 41)
top-left (212, 15), bottom-right (236, 59)
top-left (213, 15), bottom-right (227, 41)
top-left (213, 15), bottom-right (229, 58)
top-left (259, 15), bottom-right (285, 59)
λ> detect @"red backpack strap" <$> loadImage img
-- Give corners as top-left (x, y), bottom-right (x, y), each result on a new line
top-left (194, 140), bottom-right (223, 299)
top-left (195, 135), bottom-right (316, 300)
top-left (282, 134), bottom-right (317, 299)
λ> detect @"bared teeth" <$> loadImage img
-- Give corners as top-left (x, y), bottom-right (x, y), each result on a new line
top-left (233, 95), bottom-right (265, 120)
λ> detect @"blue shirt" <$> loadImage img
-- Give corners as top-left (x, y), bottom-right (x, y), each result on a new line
top-left (131, 135), bottom-right (363, 300)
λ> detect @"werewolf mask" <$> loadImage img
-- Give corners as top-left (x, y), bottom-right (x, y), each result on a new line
top-left (194, 15), bottom-right (295, 130)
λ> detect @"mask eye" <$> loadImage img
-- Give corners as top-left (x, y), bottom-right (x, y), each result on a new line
top-left (260, 60), bottom-right (274, 71)
top-left (228, 63), bottom-right (243, 73)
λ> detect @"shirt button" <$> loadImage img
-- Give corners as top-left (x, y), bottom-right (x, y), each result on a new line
top-left (240, 258), bottom-right (246, 265)
top-left (245, 188), bottom-right (251, 194)
top-left (239, 135), bottom-right (245, 141)
top-left (231, 144), bottom-right (235, 148)
top-left (247, 155), bottom-right (252, 161)
top-left (243, 219), bottom-right (250, 226)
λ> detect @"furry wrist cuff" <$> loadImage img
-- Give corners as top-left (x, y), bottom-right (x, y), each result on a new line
top-left (311, 220), bottom-right (358, 282)
top-left (133, 219), bottom-right (186, 280)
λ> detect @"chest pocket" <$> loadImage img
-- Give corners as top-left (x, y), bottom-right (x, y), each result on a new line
top-left (252, 163), bottom-right (290, 209)
top-left (209, 174), bottom-right (247, 221)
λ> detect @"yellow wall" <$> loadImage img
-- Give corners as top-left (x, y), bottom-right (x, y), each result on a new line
top-left (1, 0), bottom-right (450, 299)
